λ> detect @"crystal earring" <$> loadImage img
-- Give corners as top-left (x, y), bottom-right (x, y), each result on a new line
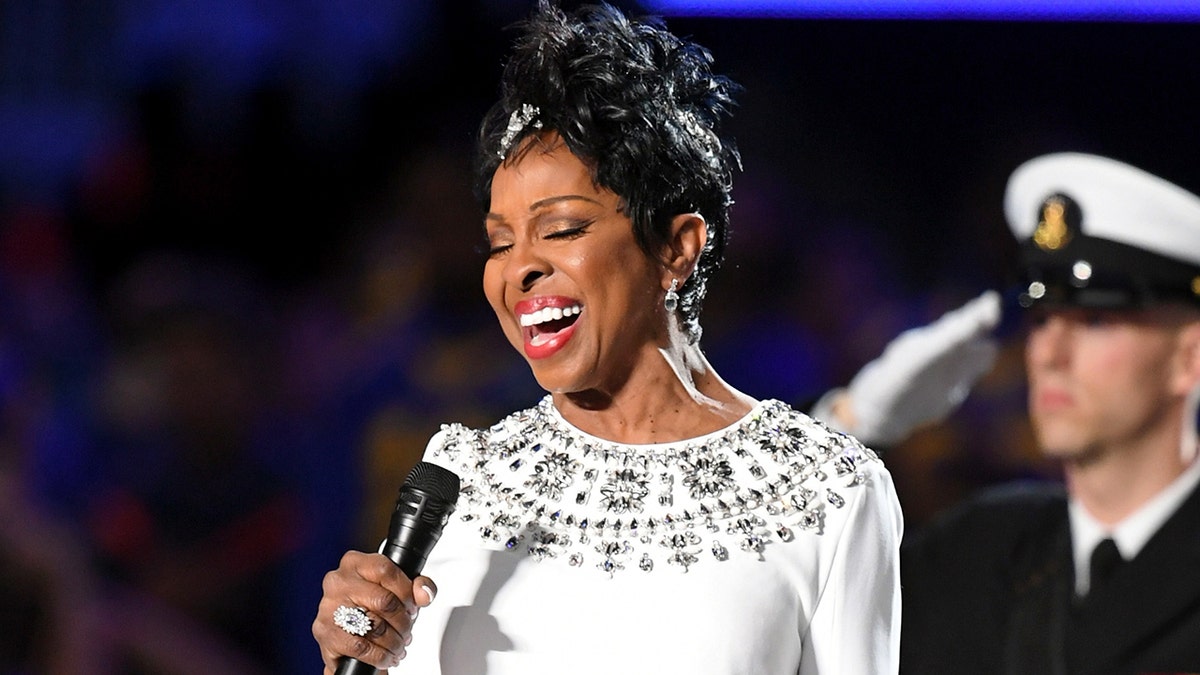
top-left (664, 279), bottom-right (679, 312)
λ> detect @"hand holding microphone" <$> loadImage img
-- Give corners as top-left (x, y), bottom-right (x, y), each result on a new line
top-left (314, 462), bottom-right (460, 674)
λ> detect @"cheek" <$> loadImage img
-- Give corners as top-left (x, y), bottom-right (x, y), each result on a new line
top-left (482, 263), bottom-right (511, 320)
top-left (1024, 328), bottom-right (1058, 371)
top-left (572, 247), bottom-right (655, 302)
top-left (1084, 341), bottom-right (1171, 406)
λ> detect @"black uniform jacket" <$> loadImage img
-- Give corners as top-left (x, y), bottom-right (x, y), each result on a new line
top-left (900, 480), bottom-right (1200, 675)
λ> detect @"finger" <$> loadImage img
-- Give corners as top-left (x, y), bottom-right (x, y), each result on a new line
top-left (938, 290), bottom-right (1002, 339)
top-left (323, 633), bottom-right (405, 672)
top-left (353, 553), bottom-right (422, 609)
top-left (315, 553), bottom-right (421, 668)
top-left (413, 576), bottom-right (439, 608)
top-left (330, 552), bottom-right (421, 626)
top-left (313, 601), bottom-right (408, 670)
top-left (324, 592), bottom-right (415, 647)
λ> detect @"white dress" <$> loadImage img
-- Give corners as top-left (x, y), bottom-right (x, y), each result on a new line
top-left (393, 396), bottom-right (902, 674)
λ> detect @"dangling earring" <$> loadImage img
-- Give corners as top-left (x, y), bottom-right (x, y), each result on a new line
top-left (664, 279), bottom-right (679, 312)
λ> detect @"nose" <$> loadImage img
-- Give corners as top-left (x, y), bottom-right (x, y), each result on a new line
top-left (502, 239), bottom-right (550, 291)
top-left (1026, 314), bottom-right (1072, 371)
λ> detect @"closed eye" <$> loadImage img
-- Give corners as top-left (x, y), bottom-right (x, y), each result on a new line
top-left (483, 228), bottom-right (514, 258)
top-left (545, 221), bottom-right (592, 240)
top-left (487, 243), bottom-right (513, 258)
top-left (1081, 311), bottom-right (1115, 328)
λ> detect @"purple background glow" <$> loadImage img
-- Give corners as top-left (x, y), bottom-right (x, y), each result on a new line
top-left (643, 0), bottom-right (1200, 20)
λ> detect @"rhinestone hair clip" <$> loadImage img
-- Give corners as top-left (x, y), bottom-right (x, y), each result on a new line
top-left (498, 103), bottom-right (543, 159)
top-left (677, 110), bottom-right (720, 168)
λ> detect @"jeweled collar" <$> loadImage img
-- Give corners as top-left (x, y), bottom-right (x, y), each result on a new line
top-left (430, 396), bottom-right (877, 576)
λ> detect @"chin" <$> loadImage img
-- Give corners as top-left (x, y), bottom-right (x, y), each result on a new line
top-left (1033, 428), bottom-right (1090, 462)
top-left (526, 364), bottom-right (579, 395)
top-left (1039, 444), bottom-right (1082, 461)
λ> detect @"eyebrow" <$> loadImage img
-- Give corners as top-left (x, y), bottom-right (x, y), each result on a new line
top-left (486, 194), bottom-right (604, 222)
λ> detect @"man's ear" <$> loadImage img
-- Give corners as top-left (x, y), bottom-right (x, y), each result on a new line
top-left (659, 212), bottom-right (708, 287)
top-left (1173, 317), bottom-right (1200, 463)
top-left (1171, 319), bottom-right (1200, 395)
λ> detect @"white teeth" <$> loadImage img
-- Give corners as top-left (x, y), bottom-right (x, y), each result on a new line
top-left (519, 305), bottom-right (581, 327)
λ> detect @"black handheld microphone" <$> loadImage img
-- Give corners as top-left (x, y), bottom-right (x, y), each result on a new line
top-left (336, 461), bottom-right (461, 675)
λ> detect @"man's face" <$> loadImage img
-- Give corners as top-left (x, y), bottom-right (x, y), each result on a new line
top-left (1025, 306), bottom-right (1195, 462)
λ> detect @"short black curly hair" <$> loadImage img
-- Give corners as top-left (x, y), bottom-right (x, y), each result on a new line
top-left (474, 1), bottom-right (741, 341)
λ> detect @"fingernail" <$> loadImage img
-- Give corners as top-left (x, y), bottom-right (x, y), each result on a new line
top-left (416, 580), bottom-right (436, 604)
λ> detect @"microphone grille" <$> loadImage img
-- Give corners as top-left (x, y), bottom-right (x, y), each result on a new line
top-left (402, 461), bottom-right (461, 504)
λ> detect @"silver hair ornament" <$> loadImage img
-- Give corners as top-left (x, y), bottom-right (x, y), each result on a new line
top-left (498, 104), bottom-right (543, 159)
top-left (677, 110), bottom-right (721, 167)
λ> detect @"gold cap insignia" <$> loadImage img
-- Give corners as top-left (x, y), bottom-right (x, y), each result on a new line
top-left (1033, 196), bottom-right (1073, 251)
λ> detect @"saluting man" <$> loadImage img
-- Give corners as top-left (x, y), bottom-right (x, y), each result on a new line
top-left (897, 152), bottom-right (1200, 674)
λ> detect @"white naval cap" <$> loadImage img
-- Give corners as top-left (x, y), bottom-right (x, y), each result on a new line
top-left (1004, 152), bottom-right (1200, 308)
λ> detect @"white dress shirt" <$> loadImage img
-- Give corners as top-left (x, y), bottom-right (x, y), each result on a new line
top-left (1069, 455), bottom-right (1200, 596)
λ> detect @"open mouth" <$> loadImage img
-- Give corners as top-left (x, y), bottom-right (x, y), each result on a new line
top-left (520, 305), bottom-right (582, 347)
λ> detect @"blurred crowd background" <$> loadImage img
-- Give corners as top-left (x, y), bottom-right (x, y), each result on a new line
top-left (2, 1), bottom-right (1199, 672)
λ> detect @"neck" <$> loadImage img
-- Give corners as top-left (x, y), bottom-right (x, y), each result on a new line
top-left (556, 339), bottom-right (755, 445)
top-left (1064, 424), bottom-right (1190, 526)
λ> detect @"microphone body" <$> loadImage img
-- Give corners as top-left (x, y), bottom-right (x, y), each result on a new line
top-left (336, 461), bottom-right (460, 675)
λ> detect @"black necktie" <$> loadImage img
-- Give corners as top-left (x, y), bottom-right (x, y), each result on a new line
top-left (1089, 537), bottom-right (1124, 593)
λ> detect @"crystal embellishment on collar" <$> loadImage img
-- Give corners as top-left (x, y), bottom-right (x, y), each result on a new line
top-left (497, 103), bottom-right (542, 159)
top-left (429, 396), bottom-right (877, 577)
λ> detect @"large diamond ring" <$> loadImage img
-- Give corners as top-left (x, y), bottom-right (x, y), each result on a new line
top-left (333, 605), bottom-right (373, 637)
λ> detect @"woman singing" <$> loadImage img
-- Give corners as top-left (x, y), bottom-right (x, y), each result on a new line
top-left (312, 3), bottom-right (902, 673)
